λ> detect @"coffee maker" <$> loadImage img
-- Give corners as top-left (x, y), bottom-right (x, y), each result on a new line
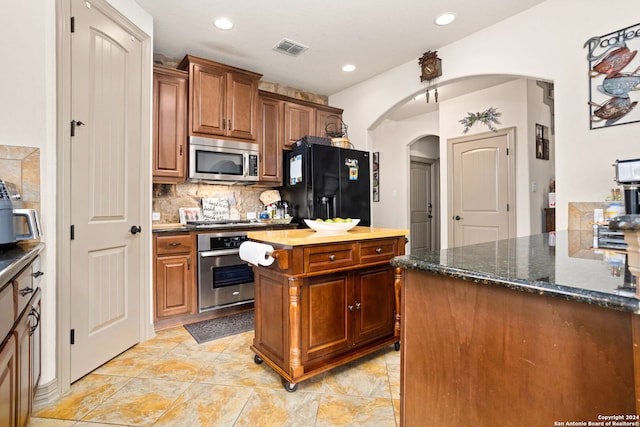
top-left (614, 158), bottom-right (640, 215)
top-left (0, 179), bottom-right (42, 246)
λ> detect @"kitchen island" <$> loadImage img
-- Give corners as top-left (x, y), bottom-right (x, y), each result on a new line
top-left (391, 231), bottom-right (639, 426)
top-left (246, 226), bottom-right (408, 391)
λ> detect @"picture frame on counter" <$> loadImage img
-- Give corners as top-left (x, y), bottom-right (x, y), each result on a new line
top-left (179, 207), bottom-right (202, 225)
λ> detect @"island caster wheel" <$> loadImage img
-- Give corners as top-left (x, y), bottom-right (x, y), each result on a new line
top-left (254, 355), bottom-right (263, 364)
top-left (394, 342), bottom-right (400, 351)
top-left (282, 379), bottom-right (298, 392)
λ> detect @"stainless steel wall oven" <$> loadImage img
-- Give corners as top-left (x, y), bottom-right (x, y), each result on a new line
top-left (197, 231), bottom-right (254, 312)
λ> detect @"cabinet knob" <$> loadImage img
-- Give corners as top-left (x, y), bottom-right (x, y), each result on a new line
top-left (329, 254), bottom-right (336, 261)
top-left (167, 242), bottom-right (182, 247)
top-left (355, 302), bottom-right (361, 310)
top-left (32, 271), bottom-right (44, 278)
top-left (348, 305), bottom-right (354, 312)
top-left (19, 287), bottom-right (34, 297)
top-left (375, 247), bottom-right (382, 254)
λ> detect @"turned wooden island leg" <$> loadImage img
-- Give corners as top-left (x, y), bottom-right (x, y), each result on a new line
top-left (394, 267), bottom-right (403, 340)
top-left (288, 277), bottom-right (303, 378)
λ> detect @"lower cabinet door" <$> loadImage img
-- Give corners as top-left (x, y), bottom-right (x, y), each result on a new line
top-left (155, 254), bottom-right (195, 320)
top-left (0, 335), bottom-right (17, 427)
top-left (302, 273), bottom-right (351, 364)
top-left (353, 266), bottom-right (395, 345)
top-left (16, 309), bottom-right (31, 427)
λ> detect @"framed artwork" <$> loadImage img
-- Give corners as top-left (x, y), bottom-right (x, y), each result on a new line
top-left (584, 22), bottom-right (640, 129)
top-left (372, 152), bottom-right (380, 202)
top-left (535, 123), bottom-right (550, 160)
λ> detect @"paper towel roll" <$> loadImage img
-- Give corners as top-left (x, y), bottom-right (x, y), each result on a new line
top-left (239, 241), bottom-right (275, 266)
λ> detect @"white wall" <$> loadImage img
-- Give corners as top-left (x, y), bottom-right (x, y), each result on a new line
top-left (331, 0), bottom-right (640, 236)
top-left (0, 0), bottom-right (152, 387)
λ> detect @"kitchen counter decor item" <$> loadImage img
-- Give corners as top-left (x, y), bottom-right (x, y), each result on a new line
top-left (304, 218), bottom-right (359, 233)
top-left (259, 190), bottom-right (280, 206)
top-left (178, 207), bottom-right (202, 225)
top-left (201, 198), bottom-right (230, 221)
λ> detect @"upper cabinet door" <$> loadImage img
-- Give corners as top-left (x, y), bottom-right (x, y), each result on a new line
top-left (226, 72), bottom-right (259, 140)
top-left (316, 108), bottom-right (343, 139)
top-left (153, 66), bottom-right (187, 182)
top-left (190, 63), bottom-right (226, 137)
top-left (180, 55), bottom-right (262, 141)
top-left (284, 102), bottom-right (315, 148)
top-left (258, 96), bottom-right (283, 183)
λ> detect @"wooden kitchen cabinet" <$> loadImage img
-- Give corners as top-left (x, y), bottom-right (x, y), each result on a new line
top-left (257, 90), bottom-right (343, 185)
top-left (153, 233), bottom-right (197, 321)
top-left (0, 250), bottom-right (43, 427)
top-left (257, 96), bottom-right (284, 184)
top-left (179, 55), bottom-right (262, 141)
top-left (0, 334), bottom-right (16, 427)
top-left (152, 65), bottom-right (187, 183)
top-left (315, 107), bottom-right (344, 139)
top-left (16, 288), bottom-right (40, 427)
top-left (284, 101), bottom-right (315, 148)
top-left (249, 231), bottom-right (407, 391)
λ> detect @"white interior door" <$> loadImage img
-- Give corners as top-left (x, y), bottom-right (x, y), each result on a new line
top-left (449, 128), bottom-right (515, 247)
top-left (69, 0), bottom-right (143, 381)
top-left (410, 157), bottom-right (439, 253)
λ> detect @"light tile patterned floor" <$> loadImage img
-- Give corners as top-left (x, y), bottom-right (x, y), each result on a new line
top-left (30, 326), bottom-right (400, 426)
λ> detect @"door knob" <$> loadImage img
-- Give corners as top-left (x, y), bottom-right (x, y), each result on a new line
top-left (453, 215), bottom-right (463, 221)
top-left (129, 225), bottom-right (142, 235)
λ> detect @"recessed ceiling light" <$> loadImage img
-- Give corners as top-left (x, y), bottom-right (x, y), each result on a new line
top-left (213, 17), bottom-right (233, 30)
top-left (342, 64), bottom-right (356, 72)
top-left (435, 13), bottom-right (455, 26)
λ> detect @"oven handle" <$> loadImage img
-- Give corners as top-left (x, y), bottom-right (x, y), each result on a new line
top-left (199, 249), bottom-right (240, 257)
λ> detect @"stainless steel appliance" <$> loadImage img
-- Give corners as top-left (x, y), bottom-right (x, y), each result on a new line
top-left (614, 158), bottom-right (640, 215)
top-left (189, 137), bottom-right (259, 184)
top-left (197, 230), bottom-right (254, 312)
top-left (0, 180), bottom-right (42, 246)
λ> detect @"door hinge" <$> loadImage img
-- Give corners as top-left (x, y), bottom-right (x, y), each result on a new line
top-left (507, 204), bottom-right (510, 212)
top-left (506, 148), bottom-right (509, 155)
top-left (70, 329), bottom-right (75, 345)
top-left (70, 224), bottom-right (75, 240)
top-left (71, 17), bottom-right (75, 33)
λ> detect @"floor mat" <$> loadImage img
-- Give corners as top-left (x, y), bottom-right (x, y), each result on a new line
top-left (184, 310), bottom-right (254, 344)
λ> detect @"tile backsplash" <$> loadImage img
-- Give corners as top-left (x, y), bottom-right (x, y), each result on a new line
top-left (152, 182), bottom-right (270, 224)
top-left (0, 145), bottom-right (40, 210)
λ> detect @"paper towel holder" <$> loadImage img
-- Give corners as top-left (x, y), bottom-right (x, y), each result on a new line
top-left (266, 249), bottom-right (289, 270)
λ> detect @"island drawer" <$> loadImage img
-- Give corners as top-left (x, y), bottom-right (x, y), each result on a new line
top-left (360, 239), bottom-right (397, 264)
top-left (304, 243), bottom-right (357, 273)
top-left (156, 234), bottom-right (193, 255)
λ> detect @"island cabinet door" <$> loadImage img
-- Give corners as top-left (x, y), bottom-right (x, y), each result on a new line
top-left (301, 273), bottom-right (351, 365)
top-left (352, 266), bottom-right (395, 345)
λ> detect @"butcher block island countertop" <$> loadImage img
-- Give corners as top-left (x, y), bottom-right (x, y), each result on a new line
top-left (391, 231), bottom-right (639, 426)
top-left (246, 225), bottom-right (409, 246)
top-left (245, 226), bottom-right (408, 392)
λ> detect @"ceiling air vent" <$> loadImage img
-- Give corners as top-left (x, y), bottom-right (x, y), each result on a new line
top-left (273, 38), bottom-right (309, 57)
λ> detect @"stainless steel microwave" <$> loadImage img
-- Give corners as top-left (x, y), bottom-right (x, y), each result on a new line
top-left (189, 137), bottom-right (259, 184)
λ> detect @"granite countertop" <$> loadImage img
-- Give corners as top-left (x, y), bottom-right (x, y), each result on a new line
top-left (247, 226), bottom-right (409, 247)
top-left (0, 242), bottom-right (45, 292)
top-left (153, 222), bottom-right (298, 233)
top-left (391, 231), bottom-right (639, 313)
top-left (608, 214), bottom-right (640, 231)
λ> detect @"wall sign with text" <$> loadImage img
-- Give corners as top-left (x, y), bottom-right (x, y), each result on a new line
top-left (584, 22), bottom-right (640, 129)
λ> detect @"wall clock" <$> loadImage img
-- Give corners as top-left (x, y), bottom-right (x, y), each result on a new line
top-left (419, 51), bottom-right (442, 82)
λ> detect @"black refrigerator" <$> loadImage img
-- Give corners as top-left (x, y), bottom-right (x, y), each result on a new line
top-left (280, 143), bottom-right (371, 227)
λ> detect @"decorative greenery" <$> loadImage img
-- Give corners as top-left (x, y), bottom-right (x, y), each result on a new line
top-left (459, 107), bottom-right (502, 134)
